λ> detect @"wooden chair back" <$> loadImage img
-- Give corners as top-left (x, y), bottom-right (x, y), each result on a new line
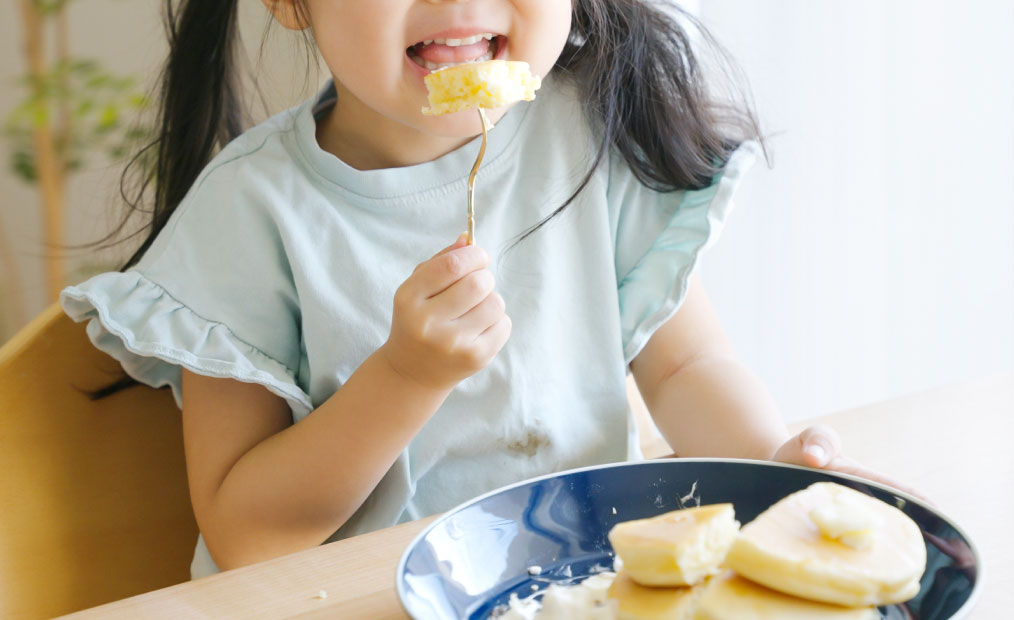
top-left (0, 304), bottom-right (198, 619)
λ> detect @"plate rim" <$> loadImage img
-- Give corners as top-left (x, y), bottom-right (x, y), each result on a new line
top-left (395, 457), bottom-right (984, 620)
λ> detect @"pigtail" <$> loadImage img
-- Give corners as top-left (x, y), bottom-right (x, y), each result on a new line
top-left (82, 1), bottom-right (244, 398)
top-left (116, 0), bottom-right (245, 270)
top-left (516, 0), bottom-right (763, 243)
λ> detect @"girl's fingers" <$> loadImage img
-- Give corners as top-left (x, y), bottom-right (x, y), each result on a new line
top-left (773, 424), bottom-right (843, 468)
top-left (410, 243), bottom-right (490, 299)
top-left (428, 269), bottom-right (497, 320)
top-left (798, 424), bottom-right (843, 467)
top-left (825, 455), bottom-right (936, 506)
top-left (454, 290), bottom-right (506, 333)
top-left (430, 232), bottom-right (469, 259)
top-left (774, 425), bottom-right (935, 505)
top-left (475, 314), bottom-right (512, 352)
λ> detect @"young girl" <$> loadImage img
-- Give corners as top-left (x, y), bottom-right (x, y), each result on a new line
top-left (62, 0), bottom-right (901, 578)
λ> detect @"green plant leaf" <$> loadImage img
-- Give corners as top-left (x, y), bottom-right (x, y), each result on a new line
top-left (11, 150), bottom-right (37, 183)
top-left (3, 34), bottom-right (157, 185)
top-left (74, 99), bottom-right (94, 117)
top-left (30, 103), bottom-right (50, 128)
top-left (32, 0), bottom-right (69, 17)
top-left (98, 105), bottom-right (119, 130)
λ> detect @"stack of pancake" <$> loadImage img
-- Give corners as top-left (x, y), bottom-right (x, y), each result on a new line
top-left (604, 482), bottom-right (927, 620)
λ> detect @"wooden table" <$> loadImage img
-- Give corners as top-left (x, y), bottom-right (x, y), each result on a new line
top-left (64, 373), bottom-right (1013, 619)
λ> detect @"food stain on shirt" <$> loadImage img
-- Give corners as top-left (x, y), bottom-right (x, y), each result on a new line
top-left (503, 429), bottom-right (550, 456)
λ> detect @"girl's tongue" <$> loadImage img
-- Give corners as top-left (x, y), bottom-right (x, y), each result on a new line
top-left (412, 38), bottom-right (494, 65)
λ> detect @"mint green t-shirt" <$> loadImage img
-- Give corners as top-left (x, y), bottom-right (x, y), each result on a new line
top-left (61, 76), bottom-right (757, 578)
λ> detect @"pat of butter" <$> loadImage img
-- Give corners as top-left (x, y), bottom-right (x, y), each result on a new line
top-left (809, 492), bottom-right (881, 549)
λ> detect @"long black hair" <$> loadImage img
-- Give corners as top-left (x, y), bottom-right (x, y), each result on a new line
top-left (92, 0), bottom-right (761, 396)
top-left (88, 1), bottom-right (249, 398)
top-left (102, 1), bottom-right (244, 270)
top-left (520, 0), bottom-right (763, 242)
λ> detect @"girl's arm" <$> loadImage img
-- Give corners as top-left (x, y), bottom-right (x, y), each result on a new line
top-left (630, 277), bottom-right (924, 499)
top-left (183, 235), bottom-right (511, 571)
top-left (182, 357), bottom-right (444, 572)
top-left (629, 276), bottom-right (792, 460)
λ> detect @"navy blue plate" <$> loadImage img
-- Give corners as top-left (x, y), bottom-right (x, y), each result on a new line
top-left (396, 459), bottom-right (981, 619)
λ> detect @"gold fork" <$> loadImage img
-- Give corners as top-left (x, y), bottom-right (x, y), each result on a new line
top-left (466, 108), bottom-right (492, 245)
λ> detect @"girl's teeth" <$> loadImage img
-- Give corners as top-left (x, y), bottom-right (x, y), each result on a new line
top-left (428, 33), bottom-right (495, 47)
top-left (416, 49), bottom-right (494, 71)
top-left (408, 34), bottom-right (498, 70)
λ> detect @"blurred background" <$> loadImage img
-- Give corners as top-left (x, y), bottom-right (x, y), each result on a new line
top-left (1, 0), bottom-right (1011, 423)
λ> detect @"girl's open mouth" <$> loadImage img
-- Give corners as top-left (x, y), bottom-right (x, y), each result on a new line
top-left (407, 34), bottom-right (505, 71)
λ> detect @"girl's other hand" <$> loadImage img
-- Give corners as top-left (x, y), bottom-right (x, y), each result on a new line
top-left (773, 424), bottom-right (933, 504)
top-left (380, 233), bottom-right (511, 392)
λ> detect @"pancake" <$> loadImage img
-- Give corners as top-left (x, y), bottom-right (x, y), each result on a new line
top-left (421, 60), bottom-right (541, 115)
top-left (693, 571), bottom-right (881, 620)
top-left (608, 504), bottom-right (740, 587)
top-left (607, 571), bottom-right (703, 620)
top-left (724, 482), bottom-right (926, 607)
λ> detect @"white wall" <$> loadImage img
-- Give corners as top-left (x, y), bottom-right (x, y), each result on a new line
top-left (695, 0), bottom-right (1014, 420)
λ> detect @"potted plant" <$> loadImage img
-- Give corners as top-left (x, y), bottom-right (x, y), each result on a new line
top-left (3, 0), bottom-right (150, 337)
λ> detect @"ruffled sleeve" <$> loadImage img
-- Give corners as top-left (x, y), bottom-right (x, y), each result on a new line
top-left (611, 141), bottom-right (760, 363)
top-left (60, 157), bottom-right (313, 418)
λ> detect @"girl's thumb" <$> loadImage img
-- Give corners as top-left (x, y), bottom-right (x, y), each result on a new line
top-left (432, 232), bottom-right (469, 258)
top-left (773, 424), bottom-right (842, 469)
